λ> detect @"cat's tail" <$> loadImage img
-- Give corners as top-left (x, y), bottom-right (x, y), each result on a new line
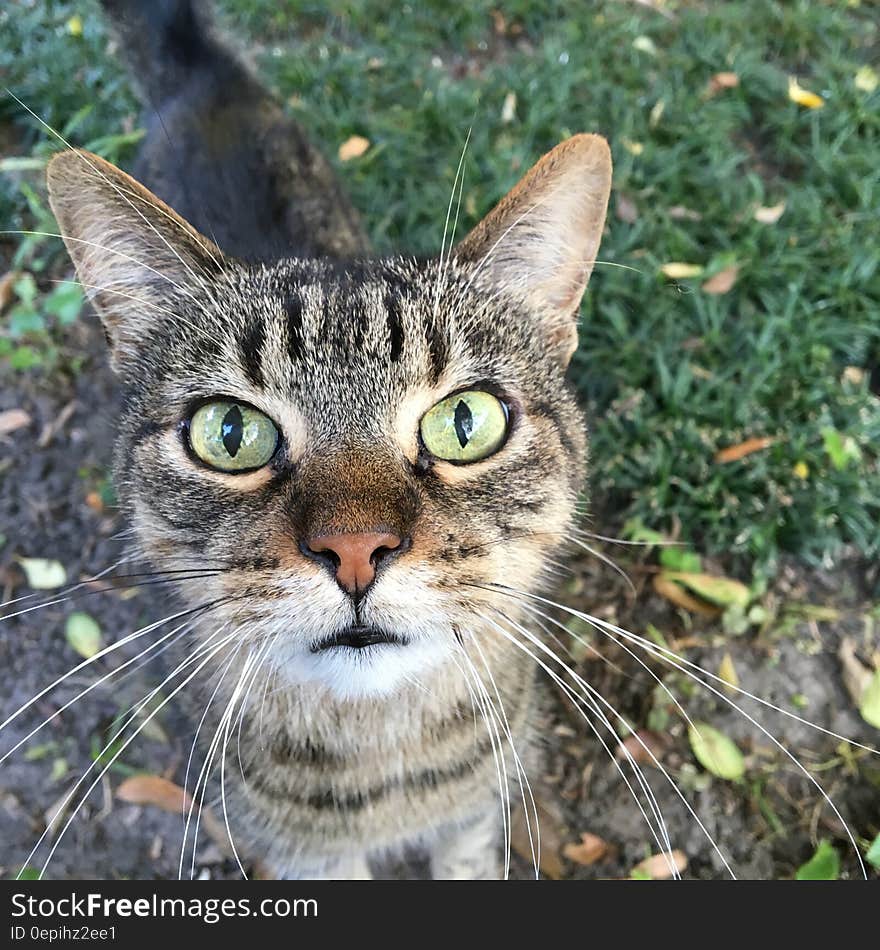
top-left (99, 0), bottom-right (242, 106)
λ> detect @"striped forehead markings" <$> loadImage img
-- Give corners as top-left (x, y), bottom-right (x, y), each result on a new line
top-left (385, 289), bottom-right (404, 362)
top-left (239, 312), bottom-right (266, 389)
top-left (285, 292), bottom-right (304, 363)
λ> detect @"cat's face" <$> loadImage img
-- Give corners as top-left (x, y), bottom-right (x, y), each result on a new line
top-left (47, 136), bottom-right (611, 698)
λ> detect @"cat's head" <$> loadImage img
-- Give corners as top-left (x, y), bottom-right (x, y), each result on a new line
top-left (46, 135), bottom-right (611, 698)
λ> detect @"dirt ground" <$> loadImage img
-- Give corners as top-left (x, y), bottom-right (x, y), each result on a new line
top-left (1, 306), bottom-right (878, 881)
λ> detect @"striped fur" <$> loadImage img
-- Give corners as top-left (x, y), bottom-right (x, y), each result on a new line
top-left (45, 1), bottom-right (611, 878)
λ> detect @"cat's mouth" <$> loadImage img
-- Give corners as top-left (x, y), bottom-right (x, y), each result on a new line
top-left (310, 625), bottom-right (409, 652)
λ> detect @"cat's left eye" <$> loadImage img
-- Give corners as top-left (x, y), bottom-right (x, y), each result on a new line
top-left (420, 390), bottom-right (509, 464)
top-left (187, 400), bottom-right (279, 472)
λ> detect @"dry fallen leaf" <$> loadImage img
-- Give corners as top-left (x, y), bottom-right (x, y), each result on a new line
top-left (0, 271), bottom-right (19, 313)
top-left (338, 135), bottom-right (370, 162)
top-left (788, 76), bottom-right (824, 109)
top-left (510, 799), bottom-right (565, 879)
top-left (117, 774), bottom-right (192, 813)
top-left (632, 35), bottom-right (658, 56)
top-left (838, 638), bottom-right (872, 708)
top-left (662, 571), bottom-right (751, 608)
top-left (18, 557), bottom-right (67, 590)
top-left (0, 409), bottom-right (32, 437)
top-left (563, 832), bottom-right (611, 866)
top-left (661, 262), bottom-right (703, 279)
top-left (501, 91), bottom-right (517, 124)
top-left (718, 653), bottom-right (740, 696)
top-left (754, 202), bottom-right (786, 224)
top-left (667, 205), bottom-right (702, 221)
top-left (704, 71), bottom-right (739, 98)
top-left (617, 729), bottom-right (668, 766)
top-left (855, 65), bottom-right (878, 94)
top-left (714, 435), bottom-right (775, 463)
top-left (631, 849), bottom-right (687, 880)
top-left (649, 98), bottom-right (665, 128)
top-left (84, 491), bottom-right (105, 513)
top-left (702, 265), bottom-right (739, 295)
top-left (653, 574), bottom-right (720, 617)
top-left (615, 193), bottom-right (639, 224)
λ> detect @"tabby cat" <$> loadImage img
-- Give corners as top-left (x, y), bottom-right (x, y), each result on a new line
top-left (46, 0), bottom-right (611, 879)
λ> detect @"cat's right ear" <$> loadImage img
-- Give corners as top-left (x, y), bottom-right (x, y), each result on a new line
top-left (454, 133), bottom-right (612, 367)
top-left (46, 149), bottom-right (226, 373)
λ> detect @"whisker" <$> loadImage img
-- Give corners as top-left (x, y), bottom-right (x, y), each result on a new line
top-left (566, 535), bottom-right (636, 595)
top-left (433, 126), bottom-right (472, 319)
top-left (0, 231), bottom-right (200, 302)
top-left (571, 527), bottom-right (685, 548)
top-left (0, 570), bottom-right (224, 624)
top-left (468, 635), bottom-right (541, 880)
top-left (0, 609), bottom-right (211, 765)
top-left (0, 598), bottom-right (227, 737)
top-left (489, 584), bottom-right (872, 878)
top-left (449, 651), bottom-right (512, 879)
top-left (20, 622), bottom-right (241, 878)
top-left (479, 609), bottom-right (681, 874)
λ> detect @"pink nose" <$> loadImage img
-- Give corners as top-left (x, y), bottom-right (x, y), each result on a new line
top-left (303, 532), bottom-right (404, 595)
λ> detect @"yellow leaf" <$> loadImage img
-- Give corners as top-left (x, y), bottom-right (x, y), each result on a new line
top-left (855, 66), bottom-right (878, 93)
top-left (793, 461), bottom-right (809, 480)
top-left (649, 98), bottom-right (665, 128)
top-left (338, 135), bottom-right (370, 162)
top-left (701, 265), bottom-right (740, 295)
top-left (652, 574), bottom-right (721, 617)
top-left (788, 77), bottom-right (824, 109)
top-left (621, 138), bottom-right (644, 156)
top-left (661, 262), bottom-right (703, 279)
top-left (501, 91), bottom-right (517, 124)
top-left (67, 15), bottom-right (83, 37)
top-left (753, 202), bottom-right (786, 224)
top-left (718, 653), bottom-right (739, 696)
top-left (662, 571), bottom-right (751, 608)
top-left (18, 557), bottom-right (67, 590)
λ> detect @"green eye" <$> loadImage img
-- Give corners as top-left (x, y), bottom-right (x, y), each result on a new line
top-left (420, 390), bottom-right (509, 463)
top-left (188, 400), bottom-right (279, 472)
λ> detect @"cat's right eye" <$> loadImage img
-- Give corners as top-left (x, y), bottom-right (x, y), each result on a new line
top-left (187, 399), bottom-right (279, 472)
top-left (420, 390), bottom-right (509, 464)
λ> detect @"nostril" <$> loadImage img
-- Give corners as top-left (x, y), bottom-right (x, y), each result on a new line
top-left (299, 538), bottom-right (339, 572)
top-left (371, 536), bottom-right (410, 567)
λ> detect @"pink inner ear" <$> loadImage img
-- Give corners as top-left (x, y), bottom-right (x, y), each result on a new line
top-left (544, 258), bottom-right (592, 313)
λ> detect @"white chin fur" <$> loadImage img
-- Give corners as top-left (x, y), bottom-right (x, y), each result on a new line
top-left (275, 638), bottom-right (452, 700)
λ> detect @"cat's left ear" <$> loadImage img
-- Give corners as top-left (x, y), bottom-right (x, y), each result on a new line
top-left (46, 149), bottom-right (226, 372)
top-left (454, 133), bottom-right (612, 366)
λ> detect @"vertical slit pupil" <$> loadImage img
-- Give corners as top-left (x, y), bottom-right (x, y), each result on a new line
top-left (221, 405), bottom-right (244, 457)
top-left (453, 399), bottom-right (473, 448)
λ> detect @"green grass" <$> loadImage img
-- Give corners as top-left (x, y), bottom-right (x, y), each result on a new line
top-left (2, 0), bottom-right (878, 569)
